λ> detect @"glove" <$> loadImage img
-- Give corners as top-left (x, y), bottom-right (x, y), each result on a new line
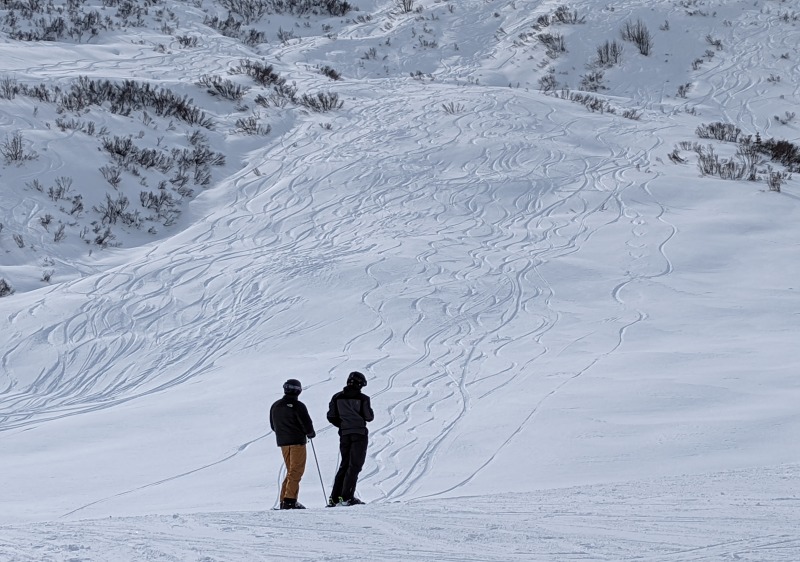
top-left (307, 431), bottom-right (316, 439)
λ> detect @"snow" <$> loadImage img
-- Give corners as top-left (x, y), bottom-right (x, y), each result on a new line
top-left (1, 0), bottom-right (799, 559)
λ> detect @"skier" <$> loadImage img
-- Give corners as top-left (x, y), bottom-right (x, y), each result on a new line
top-left (326, 371), bottom-right (374, 506)
top-left (270, 379), bottom-right (316, 509)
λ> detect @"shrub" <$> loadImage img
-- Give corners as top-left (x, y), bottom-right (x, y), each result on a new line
top-left (579, 70), bottom-right (605, 92)
top-left (696, 122), bottom-right (741, 142)
top-left (552, 5), bottom-right (585, 24)
top-left (230, 59), bottom-right (286, 87)
top-left (197, 75), bottom-right (249, 101)
top-left (235, 113), bottom-right (272, 135)
top-left (596, 40), bottom-right (623, 66)
top-left (621, 19), bottom-right (652, 56)
top-left (694, 144), bottom-right (756, 180)
top-left (538, 33), bottom-right (566, 57)
top-left (93, 193), bottom-right (139, 226)
top-left (0, 76), bottom-right (20, 99)
top-left (766, 169), bottom-right (789, 193)
top-left (175, 34), bottom-right (198, 48)
top-left (218, 0), bottom-right (270, 24)
top-left (757, 138), bottom-right (800, 171)
top-left (538, 73), bottom-right (559, 93)
top-left (442, 102), bottom-right (465, 114)
top-left (1, 132), bottom-right (37, 162)
top-left (319, 65), bottom-right (341, 81)
top-left (0, 278), bottom-right (14, 297)
top-left (298, 92), bottom-right (343, 112)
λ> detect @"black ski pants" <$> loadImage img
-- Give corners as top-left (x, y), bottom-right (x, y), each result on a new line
top-left (330, 433), bottom-right (368, 501)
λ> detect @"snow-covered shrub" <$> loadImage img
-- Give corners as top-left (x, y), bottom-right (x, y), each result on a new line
top-left (298, 92), bottom-right (343, 112)
top-left (1, 132), bottom-right (37, 163)
top-left (596, 40), bottom-right (623, 67)
top-left (696, 122), bottom-right (741, 142)
top-left (621, 19), bottom-right (652, 56)
top-left (0, 278), bottom-right (14, 297)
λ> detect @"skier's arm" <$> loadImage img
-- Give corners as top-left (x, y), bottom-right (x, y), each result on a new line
top-left (362, 396), bottom-right (374, 423)
top-left (327, 396), bottom-right (341, 428)
top-left (269, 403), bottom-right (276, 432)
top-left (298, 402), bottom-right (316, 439)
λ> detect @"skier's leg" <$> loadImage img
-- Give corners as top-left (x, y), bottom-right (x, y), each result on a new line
top-left (280, 446), bottom-right (292, 501)
top-left (283, 445), bottom-right (307, 502)
top-left (329, 436), bottom-right (352, 501)
top-left (341, 434), bottom-right (368, 501)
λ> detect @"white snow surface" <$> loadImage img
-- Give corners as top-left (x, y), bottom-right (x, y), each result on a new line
top-left (1, 0), bottom-right (800, 559)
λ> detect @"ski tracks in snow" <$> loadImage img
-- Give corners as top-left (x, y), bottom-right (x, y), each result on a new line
top-left (2, 466), bottom-right (798, 561)
top-left (1, 72), bottom-right (679, 508)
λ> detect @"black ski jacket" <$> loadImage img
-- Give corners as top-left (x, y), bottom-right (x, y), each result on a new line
top-left (327, 386), bottom-right (374, 437)
top-left (270, 395), bottom-right (316, 447)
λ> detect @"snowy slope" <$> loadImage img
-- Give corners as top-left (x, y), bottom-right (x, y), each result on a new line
top-left (1, 0), bottom-right (799, 559)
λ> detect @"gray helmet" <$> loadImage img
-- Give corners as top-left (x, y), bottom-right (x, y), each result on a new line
top-left (346, 371), bottom-right (367, 388)
top-left (283, 379), bottom-right (302, 395)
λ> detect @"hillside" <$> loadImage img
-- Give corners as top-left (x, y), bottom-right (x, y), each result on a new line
top-left (1, 0), bottom-right (799, 559)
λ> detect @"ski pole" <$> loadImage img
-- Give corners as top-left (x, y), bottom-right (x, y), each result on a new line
top-left (309, 438), bottom-right (327, 505)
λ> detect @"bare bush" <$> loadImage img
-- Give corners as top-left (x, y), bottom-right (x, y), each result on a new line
top-left (596, 40), bottom-right (623, 66)
top-left (696, 122), bottom-right (741, 142)
top-left (757, 137), bottom-right (800, 172)
top-left (94, 193), bottom-right (138, 226)
top-left (218, 0), bottom-right (270, 24)
top-left (100, 165), bottom-right (123, 189)
top-left (0, 76), bottom-right (20, 99)
top-left (298, 92), bottom-right (343, 112)
top-left (705, 34), bottom-right (723, 50)
top-left (197, 75), bottom-right (249, 101)
top-left (319, 65), bottom-right (341, 81)
top-left (537, 33), bottom-right (566, 57)
top-left (235, 113), bottom-right (272, 135)
top-left (694, 144), bottom-right (756, 180)
top-left (579, 70), bottom-right (606, 92)
top-left (0, 278), bottom-right (14, 298)
top-left (1, 132), bottom-right (37, 162)
top-left (538, 73), bottom-right (559, 93)
top-left (16, 76), bottom-right (213, 128)
top-left (53, 223), bottom-right (66, 242)
top-left (554, 89), bottom-right (616, 114)
top-left (766, 169), bottom-right (789, 192)
top-left (39, 213), bottom-right (53, 230)
top-left (175, 34), bottom-right (199, 48)
top-left (230, 59), bottom-right (286, 87)
top-left (552, 5), bottom-right (585, 24)
top-left (621, 19), bottom-right (652, 56)
top-left (442, 101), bottom-right (465, 114)
top-left (399, 0), bottom-right (414, 13)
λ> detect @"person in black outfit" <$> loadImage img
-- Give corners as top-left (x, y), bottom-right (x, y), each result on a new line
top-left (270, 379), bottom-right (316, 509)
top-left (326, 371), bottom-right (374, 506)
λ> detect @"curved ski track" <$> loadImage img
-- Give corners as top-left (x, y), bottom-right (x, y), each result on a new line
top-left (3, 0), bottom-right (793, 509)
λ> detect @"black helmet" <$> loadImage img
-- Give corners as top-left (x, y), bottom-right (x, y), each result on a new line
top-left (283, 379), bottom-right (302, 395)
top-left (347, 371), bottom-right (367, 388)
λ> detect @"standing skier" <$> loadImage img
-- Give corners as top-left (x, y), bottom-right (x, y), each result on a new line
top-left (326, 371), bottom-right (374, 506)
top-left (270, 379), bottom-right (316, 509)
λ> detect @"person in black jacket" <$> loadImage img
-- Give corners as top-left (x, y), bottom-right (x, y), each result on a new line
top-left (326, 371), bottom-right (374, 506)
top-left (270, 379), bottom-right (316, 509)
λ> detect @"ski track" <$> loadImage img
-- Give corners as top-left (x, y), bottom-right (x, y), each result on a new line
top-left (2, 73), bottom-right (678, 507)
top-left (2, 466), bottom-right (798, 562)
top-left (2, 0), bottom-right (797, 541)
